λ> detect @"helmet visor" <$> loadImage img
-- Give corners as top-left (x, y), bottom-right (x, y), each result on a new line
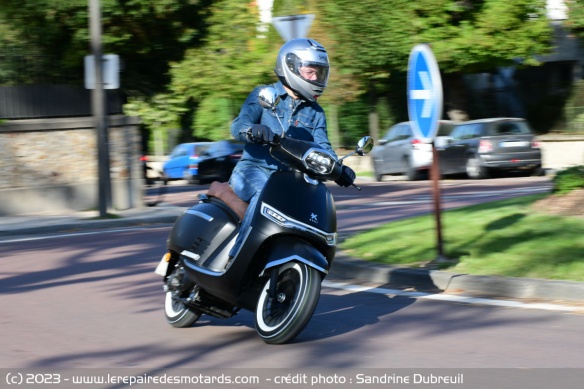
top-left (286, 54), bottom-right (329, 87)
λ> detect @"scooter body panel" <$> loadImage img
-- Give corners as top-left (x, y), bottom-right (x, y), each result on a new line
top-left (165, 170), bottom-right (337, 309)
top-left (262, 236), bottom-right (330, 274)
top-left (257, 171), bottom-right (336, 234)
top-left (168, 198), bottom-right (239, 273)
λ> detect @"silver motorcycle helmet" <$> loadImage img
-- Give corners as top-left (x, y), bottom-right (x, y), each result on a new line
top-left (274, 38), bottom-right (330, 102)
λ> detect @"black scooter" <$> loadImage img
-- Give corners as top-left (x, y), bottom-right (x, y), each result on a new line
top-left (155, 86), bottom-right (373, 344)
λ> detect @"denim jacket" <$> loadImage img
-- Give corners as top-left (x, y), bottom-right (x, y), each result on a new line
top-left (231, 81), bottom-right (337, 171)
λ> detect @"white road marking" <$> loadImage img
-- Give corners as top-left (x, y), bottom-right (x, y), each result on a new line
top-left (322, 280), bottom-right (584, 313)
top-left (0, 226), bottom-right (166, 243)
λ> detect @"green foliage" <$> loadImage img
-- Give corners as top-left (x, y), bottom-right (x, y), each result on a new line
top-left (169, 1), bottom-right (275, 101)
top-left (562, 80), bottom-right (584, 134)
top-left (193, 98), bottom-right (234, 140)
top-left (553, 165), bottom-right (584, 194)
top-left (168, 0), bottom-right (278, 140)
top-left (0, 0), bottom-right (558, 150)
top-left (337, 96), bottom-right (394, 146)
top-left (124, 93), bottom-right (186, 130)
top-left (0, 8), bottom-right (68, 84)
top-left (566, 0), bottom-right (584, 40)
top-left (314, 0), bottom-right (552, 141)
top-left (0, 0), bottom-right (212, 93)
top-left (316, 0), bottom-right (552, 76)
top-left (124, 93), bottom-right (188, 155)
top-left (426, 0), bottom-right (552, 71)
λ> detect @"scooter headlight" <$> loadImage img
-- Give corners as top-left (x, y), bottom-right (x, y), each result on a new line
top-left (303, 149), bottom-right (335, 174)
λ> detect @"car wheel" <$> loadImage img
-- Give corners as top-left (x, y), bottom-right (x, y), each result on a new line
top-left (530, 165), bottom-right (545, 177)
top-left (466, 156), bottom-right (489, 179)
top-left (373, 160), bottom-right (383, 182)
top-left (404, 158), bottom-right (422, 181)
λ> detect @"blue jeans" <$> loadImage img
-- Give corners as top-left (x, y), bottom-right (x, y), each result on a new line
top-left (228, 163), bottom-right (273, 258)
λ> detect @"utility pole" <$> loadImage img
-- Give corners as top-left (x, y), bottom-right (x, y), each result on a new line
top-left (89, 0), bottom-right (111, 217)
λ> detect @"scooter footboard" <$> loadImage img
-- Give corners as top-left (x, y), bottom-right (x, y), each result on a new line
top-left (262, 237), bottom-right (331, 276)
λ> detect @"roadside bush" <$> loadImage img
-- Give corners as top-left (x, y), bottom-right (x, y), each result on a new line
top-left (553, 165), bottom-right (584, 194)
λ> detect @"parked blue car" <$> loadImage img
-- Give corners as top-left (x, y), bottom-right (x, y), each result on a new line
top-left (162, 142), bottom-right (212, 184)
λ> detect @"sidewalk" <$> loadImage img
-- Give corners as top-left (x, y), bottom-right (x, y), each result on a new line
top-left (2, 204), bottom-right (584, 305)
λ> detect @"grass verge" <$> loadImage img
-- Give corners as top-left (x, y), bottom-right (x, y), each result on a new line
top-left (340, 194), bottom-right (584, 282)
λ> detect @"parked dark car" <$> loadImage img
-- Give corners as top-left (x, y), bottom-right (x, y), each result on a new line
top-left (162, 142), bottom-right (212, 184)
top-left (437, 118), bottom-right (542, 179)
top-left (197, 140), bottom-right (245, 184)
top-left (371, 120), bottom-right (456, 181)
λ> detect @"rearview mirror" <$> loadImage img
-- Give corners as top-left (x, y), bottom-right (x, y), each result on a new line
top-left (338, 136), bottom-right (375, 162)
top-left (258, 87), bottom-right (280, 110)
top-left (356, 136), bottom-right (374, 156)
top-left (258, 87), bottom-right (285, 136)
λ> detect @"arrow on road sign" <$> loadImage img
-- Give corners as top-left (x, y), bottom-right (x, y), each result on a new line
top-left (407, 44), bottom-right (443, 143)
top-left (411, 71), bottom-right (433, 118)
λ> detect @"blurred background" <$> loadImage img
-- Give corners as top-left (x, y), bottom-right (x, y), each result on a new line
top-left (1, 0), bottom-right (583, 213)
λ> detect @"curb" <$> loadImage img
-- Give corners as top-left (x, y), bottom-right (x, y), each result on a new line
top-left (331, 253), bottom-right (584, 304)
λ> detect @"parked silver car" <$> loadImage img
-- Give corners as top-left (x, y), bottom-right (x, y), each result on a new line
top-left (371, 120), bottom-right (456, 181)
top-left (437, 118), bottom-right (542, 179)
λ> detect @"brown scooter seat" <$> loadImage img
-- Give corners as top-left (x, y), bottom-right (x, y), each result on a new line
top-left (207, 181), bottom-right (248, 221)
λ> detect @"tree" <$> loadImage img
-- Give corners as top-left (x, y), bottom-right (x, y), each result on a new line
top-left (168, 0), bottom-right (279, 140)
top-left (0, 0), bottom-right (213, 95)
top-left (315, 0), bottom-right (553, 137)
top-left (566, 0), bottom-right (584, 39)
top-left (0, 0), bottom-right (216, 154)
top-left (1, 0), bottom-right (557, 148)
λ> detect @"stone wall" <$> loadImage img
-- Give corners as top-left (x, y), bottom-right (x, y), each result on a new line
top-left (538, 135), bottom-right (584, 171)
top-left (0, 115), bottom-right (142, 216)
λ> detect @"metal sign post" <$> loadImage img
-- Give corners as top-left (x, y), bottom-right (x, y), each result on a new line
top-left (407, 44), bottom-right (449, 263)
top-left (89, 0), bottom-right (111, 217)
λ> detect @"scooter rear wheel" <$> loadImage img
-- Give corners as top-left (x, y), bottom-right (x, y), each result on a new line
top-left (164, 267), bottom-right (201, 328)
top-left (255, 262), bottom-right (321, 344)
top-left (164, 291), bottom-right (201, 328)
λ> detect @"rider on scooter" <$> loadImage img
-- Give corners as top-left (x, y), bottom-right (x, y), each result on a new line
top-left (228, 38), bottom-right (356, 259)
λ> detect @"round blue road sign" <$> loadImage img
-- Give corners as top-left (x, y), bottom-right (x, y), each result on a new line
top-left (407, 44), bottom-right (443, 143)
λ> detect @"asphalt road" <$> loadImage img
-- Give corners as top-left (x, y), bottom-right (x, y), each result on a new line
top-left (2, 226), bottom-right (584, 369)
top-left (3, 176), bottom-right (583, 388)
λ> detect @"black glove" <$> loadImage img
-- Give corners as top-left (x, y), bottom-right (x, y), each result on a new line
top-left (250, 124), bottom-right (275, 144)
top-left (335, 165), bottom-right (356, 187)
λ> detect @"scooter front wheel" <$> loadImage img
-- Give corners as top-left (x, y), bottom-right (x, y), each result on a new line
top-left (255, 262), bottom-right (321, 344)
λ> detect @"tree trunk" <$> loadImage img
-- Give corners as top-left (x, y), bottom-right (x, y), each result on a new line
top-left (368, 80), bottom-right (380, 141)
top-left (327, 104), bottom-right (341, 149)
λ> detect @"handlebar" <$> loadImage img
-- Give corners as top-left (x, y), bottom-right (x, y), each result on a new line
top-left (245, 128), bottom-right (362, 190)
top-left (245, 128), bottom-right (281, 147)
